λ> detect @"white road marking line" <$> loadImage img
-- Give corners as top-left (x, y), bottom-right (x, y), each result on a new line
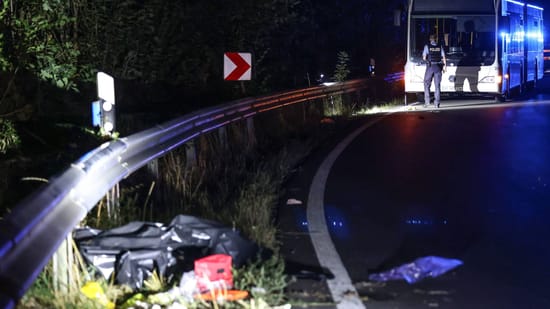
top-left (307, 116), bottom-right (385, 309)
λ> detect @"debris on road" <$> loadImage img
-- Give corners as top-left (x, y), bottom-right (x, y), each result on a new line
top-left (286, 198), bottom-right (303, 205)
top-left (368, 256), bottom-right (463, 284)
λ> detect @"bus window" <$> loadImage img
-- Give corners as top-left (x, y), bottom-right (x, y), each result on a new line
top-left (410, 15), bottom-right (496, 65)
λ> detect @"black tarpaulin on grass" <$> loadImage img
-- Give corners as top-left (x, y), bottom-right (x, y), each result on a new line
top-left (73, 215), bottom-right (259, 290)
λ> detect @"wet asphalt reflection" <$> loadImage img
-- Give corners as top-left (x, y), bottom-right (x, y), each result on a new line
top-left (323, 88), bottom-right (550, 307)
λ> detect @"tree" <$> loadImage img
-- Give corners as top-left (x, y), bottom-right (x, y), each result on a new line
top-left (0, 0), bottom-right (94, 148)
top-left (0, 0), bottom-right (91, 93)
top-left (333, 51), bottom-right (350, 82)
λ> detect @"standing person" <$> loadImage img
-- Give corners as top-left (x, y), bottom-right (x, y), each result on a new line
top-left (368, 58), bottom-right (376, 77)
top-left (423, 34), bottom-right (446, 108)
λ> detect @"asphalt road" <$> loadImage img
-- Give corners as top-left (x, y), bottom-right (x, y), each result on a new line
top-left (279, 76), bottom-right (550, 308)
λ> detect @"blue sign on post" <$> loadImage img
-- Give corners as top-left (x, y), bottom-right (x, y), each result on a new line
top-left (91, 100), bottom-right (101, 127)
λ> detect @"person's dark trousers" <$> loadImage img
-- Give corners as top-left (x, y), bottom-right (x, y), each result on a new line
top-left (424, 64), bottom-right (442, 106)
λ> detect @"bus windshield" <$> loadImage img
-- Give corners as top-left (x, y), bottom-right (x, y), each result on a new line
top-left (410, 15), bottom-right (496, 66)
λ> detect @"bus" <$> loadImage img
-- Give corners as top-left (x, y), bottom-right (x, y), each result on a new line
top-left (404, 0), bottom-right (544, 102)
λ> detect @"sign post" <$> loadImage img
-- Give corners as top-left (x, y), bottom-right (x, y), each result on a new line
top-left (95, 72), bottom-right (120, 221)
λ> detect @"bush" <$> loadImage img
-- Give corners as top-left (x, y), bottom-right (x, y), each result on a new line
top-left (0, 119), bottom-right (20, 154)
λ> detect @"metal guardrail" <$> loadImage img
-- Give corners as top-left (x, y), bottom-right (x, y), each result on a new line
top-left (384, 72), bottom-right (404, 83)
top-left (0, 78), bottom-right (372, 308)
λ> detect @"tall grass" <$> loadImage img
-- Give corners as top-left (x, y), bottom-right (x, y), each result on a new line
top-left (354, 97), bottom-right (405, 115)
top-left (148, 106), bottom-right (320, 250)
top-left (19, 237), bottom-right (128, 309)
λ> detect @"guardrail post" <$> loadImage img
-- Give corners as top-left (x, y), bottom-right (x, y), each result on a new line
top-left (52, 234), bottom-right (75, 295)
top-left (185, 141), bottom-right (197, 168)
top-left (106, 184), bottom-right (120, 220)
top-left (218, 126), bottom-right (228, 150)
top-left (147, 159), bottom-right (159, 179)
top-left (246, 117), bottom-right (256, 149)
top-left (355, 89), bottom-right (361, 111)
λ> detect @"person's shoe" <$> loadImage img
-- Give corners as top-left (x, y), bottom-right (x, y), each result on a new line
top-left (435, 103), bottom-right (440, 108)
top-left (423, 104), bottom-right (429, 108)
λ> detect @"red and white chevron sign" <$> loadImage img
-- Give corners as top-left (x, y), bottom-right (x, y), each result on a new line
top-left (224, 52), bottom-right (251, 81)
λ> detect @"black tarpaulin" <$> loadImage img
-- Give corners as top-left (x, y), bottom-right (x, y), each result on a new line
top-left (73, 215), bottom-right (259, 290)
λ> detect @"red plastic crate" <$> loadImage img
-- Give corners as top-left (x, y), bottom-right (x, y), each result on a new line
top-left (194, 254), bottom-right (233, 292)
